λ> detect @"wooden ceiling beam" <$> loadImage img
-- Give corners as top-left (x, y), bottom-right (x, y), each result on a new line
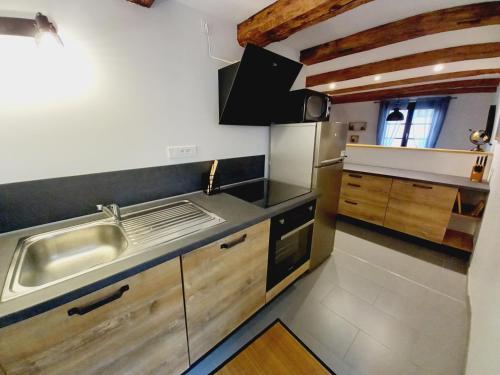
top-left (326, 69), bottom-right (500, 95)
top-left (128, 0), bottom-right (154, 8)
top-left (330, 79), bottom-right (500, 103)
top-left (237, 0), bottom-right (373, 47)
top-left (306, 42), bottom-right (500, 86)
top-left (301, 2), bottom-right (500, 65)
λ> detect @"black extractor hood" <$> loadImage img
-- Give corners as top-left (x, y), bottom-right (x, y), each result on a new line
top-left (218, 44), bottom-right (303, 126)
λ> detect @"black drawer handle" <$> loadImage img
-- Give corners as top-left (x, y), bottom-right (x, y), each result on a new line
top-left (347, 183), bottom-right (361, 188)
top-left (68, 285), bottom-right (129, 316)
top-left (221, 234), bottom-right (247, 249)
top-left (413, 183), bottom-right (433, 190)
top-left (345, 200), bottom-right (358, 205)
top-left (348, 174), bottom-right (363, 179)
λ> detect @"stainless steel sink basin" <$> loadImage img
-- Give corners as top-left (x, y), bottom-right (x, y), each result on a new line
top-left (2, 200), bottom-right (224, 301)
top-left (18, 223), bottom-right (128, 287)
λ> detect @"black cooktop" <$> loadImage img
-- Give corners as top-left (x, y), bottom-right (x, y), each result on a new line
top-left (223, 179), bottom-right (311, 208)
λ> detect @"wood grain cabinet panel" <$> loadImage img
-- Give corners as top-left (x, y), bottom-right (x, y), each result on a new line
top-left (339, 198), bottom-right (388, 226)
top-left (341, 172), bottom-right (393, 204)
top-left (384, 179), bottom-right (457, 243)
top-left (0, 258), bottom-right (189, 375)
top-left (339, 172), bottom-right (393, 225)
top-left (182, 220), bottom-right (270, 363)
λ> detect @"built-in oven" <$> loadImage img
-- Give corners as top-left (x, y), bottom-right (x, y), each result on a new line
top-left (267, 200), bottom-right (316, 291)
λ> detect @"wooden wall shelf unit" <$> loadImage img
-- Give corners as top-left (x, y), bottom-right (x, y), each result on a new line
top-left (339, 168), bottom-right (489, 254)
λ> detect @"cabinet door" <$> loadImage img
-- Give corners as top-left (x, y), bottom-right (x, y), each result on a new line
top-left (0, 258), bottom-right (189, 375)
top-left (384, 180), bottom-right (457, 243)
top-left (182, 220), bottom-right (270, 363)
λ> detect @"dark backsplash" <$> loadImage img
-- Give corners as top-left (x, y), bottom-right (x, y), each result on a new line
top-left (0, 155), bottom-right (265, 234)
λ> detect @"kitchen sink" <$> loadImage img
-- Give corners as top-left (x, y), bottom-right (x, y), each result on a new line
top-left (18, 223), bottom-right (128, 287)
top-left (2, 200), bottom-right (224, 301)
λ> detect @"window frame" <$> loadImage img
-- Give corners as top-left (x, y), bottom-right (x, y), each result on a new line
top-left (400, 101), bottom-right (416, 147)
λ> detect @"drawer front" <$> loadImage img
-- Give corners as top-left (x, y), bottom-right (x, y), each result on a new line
top-left (388, 179), bottom-right (458, 209)
top-left (384, 180), bottom-right (457, 243)
top-left (341, 172), bottom-right (392, 205)
top-left (182, 220), bottom-right (270, 363)
top-left (0, 258), bottom-right (189, 375)
top-left (339, 197), bottom-right (387, 226)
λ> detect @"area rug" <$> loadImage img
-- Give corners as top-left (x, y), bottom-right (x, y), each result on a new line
top-left (211, 319), bottom-right (336, 374)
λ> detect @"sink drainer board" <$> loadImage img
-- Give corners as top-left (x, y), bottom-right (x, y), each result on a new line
top-left (122, 201), bottom-right (222, 248)
top-left (2, 200), bottom-right (225, 301)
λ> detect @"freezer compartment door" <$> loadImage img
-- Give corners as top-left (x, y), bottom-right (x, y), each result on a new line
top-left (314, 121), bottom-right (348, 166)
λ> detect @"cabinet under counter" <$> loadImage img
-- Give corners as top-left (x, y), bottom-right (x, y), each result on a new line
top-left (339, 164), bottom-right (489, 253)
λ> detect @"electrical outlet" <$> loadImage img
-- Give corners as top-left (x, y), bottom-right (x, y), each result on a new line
top-left (167, 145), bottom-right (198, 159)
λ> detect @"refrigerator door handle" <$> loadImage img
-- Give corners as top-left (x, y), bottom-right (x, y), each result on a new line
top-left (316, 156), bottom-right (345, 168)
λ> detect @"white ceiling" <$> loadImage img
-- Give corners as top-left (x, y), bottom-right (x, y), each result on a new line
top-left (175, 0), bottom-right (500, 91)
top-left (174, 0), bottom-right (274, 24)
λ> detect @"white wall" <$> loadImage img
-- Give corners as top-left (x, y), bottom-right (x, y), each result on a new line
top-left (332, 102), bottom-right (378, 145)
top-left (0, 0), bottom-right (300, 184)
top-left (346, 145), bottom-right (491, 178)
top-left (438, 93), bottom-right (495, 150)
top-left (465, 92), bottom-right (500, 375)
top-left (332, 93), bottom-right (495, 150)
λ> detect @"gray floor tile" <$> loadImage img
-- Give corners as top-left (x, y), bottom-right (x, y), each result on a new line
top-left (323, 285), bottom-right (419, 359)
top-left (322, 258), bottom-right (383, 303)
top-left (332, 250), bottom-right (429, 302)
top-left (410, 333), bottom-right (466, 375)
top-left (344, 331), bottom-right (418, 375)
top-left (285, 300), bottom-right (359, 358)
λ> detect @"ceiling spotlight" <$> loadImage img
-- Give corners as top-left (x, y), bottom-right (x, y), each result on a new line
top-left (433, 64), bottom-right (444, 72)
top-left (374, 75), bottom-right (382, 81)
top-left (329, 83), bottom-right (336, 90)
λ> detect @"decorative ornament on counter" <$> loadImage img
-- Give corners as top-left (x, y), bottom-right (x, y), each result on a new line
top-left (469, 129), bottom-right (490, 152)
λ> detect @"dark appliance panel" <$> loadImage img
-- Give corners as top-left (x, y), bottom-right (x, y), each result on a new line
top-left (267, 200), bottom-right (316, 291)
top-left (273, 89), bottom-right (330, 124)
top-left (218, 44), bottom-right (303, 126)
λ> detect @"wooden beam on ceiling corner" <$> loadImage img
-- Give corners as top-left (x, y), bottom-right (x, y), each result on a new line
top-left (325, 69), bottom-right (500, 95)
top-left (237, 0), bottom-right (373, 47)
top-left (128, 0), bottom-right (154, 8)
top-left (301, 2), bottom-right (500, 65)
top-left (330, 79), bottom-right (500, 104)
top-left (306, 42), bottom-right (500, 87)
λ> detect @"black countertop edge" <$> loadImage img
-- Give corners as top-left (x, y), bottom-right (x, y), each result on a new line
top-left (0, 192), bottom-right (317, 328)
top-left (343, 163), bottom-right (490, 193)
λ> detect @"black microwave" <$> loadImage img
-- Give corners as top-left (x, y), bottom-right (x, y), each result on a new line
top-left (273, 89), bottom-right (330, 124)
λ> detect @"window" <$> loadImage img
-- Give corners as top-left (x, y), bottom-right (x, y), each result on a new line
top-left (407, 107), bottom-right (435, 148)
top-left (377, 97), bottom-right (451, 148)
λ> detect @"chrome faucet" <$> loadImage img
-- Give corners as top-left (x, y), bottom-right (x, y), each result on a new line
top-left (97, 203), bottom-right (122, 223)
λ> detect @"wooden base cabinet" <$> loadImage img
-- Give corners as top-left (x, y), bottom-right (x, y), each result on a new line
top-left (0, 258), bottom-right (189, 375)
top-left (384, 180), bottom-right (458, 243)
top-left (182, 220), bottom-right (270, 363)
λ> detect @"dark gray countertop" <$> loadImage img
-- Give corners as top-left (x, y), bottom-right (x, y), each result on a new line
top-left (344, 163), bottom-right (490, 193)
top-left (0, 189), bottom-right (316, 327)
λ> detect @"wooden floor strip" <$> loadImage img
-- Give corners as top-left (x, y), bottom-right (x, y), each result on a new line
top-left (212, 320), bottom-right (335, 374)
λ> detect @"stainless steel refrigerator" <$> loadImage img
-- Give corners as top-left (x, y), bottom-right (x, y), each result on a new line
top-left (270, 120), bottom-right (348, 269)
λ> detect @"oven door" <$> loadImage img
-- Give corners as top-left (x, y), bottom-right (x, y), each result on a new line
top-left (266, 216), bottom-right (314, 291)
